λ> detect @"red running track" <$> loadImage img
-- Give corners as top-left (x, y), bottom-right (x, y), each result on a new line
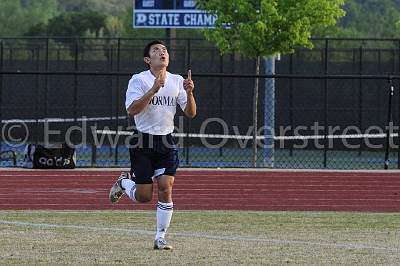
top-left (0, 169), bottom-right (400, 212)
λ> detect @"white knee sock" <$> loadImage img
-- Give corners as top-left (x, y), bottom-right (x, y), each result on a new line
top-left (155, 201), bottom-right (173, 240)
top-left (121, 179), bottom-right (137, 202)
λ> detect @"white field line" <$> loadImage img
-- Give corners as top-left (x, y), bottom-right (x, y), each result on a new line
top-left (0, 210), bottom-right (399, 216)
top-left (0, 220), bottom-right (398, 252)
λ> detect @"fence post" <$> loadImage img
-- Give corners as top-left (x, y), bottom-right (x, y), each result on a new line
top-left (323, 39), bottom-right (329, 168)
top-left (252, 56), bottom-right (261, 167)
top-left (109, 40), bottom-right (114, 160)
top-left (391, 47), bottom-right (398, 169)
top-left (219, 54), bottom-right (223, 157)
top-left (384, 79), bottom-right (394, 169)
top-left (289, 53), bottom-right (294, 156)
top-left (108, 40), bottom-right (114, 166)
top-left (185, 39), bottom-right (191, 165)
top-left (0, 40), bottom-right (3, 153)
top-left (397, 40), bottom-right (400, 169)
top-left (68, 38), bottom-right (79, 146)
top-left (115, 38), bottom-right (121, 166)
top-left (264, 56), bottom-right (275, 168)
top-left (35, 44), bottom-right (40, 144)
top-left (74, 39), bottom-right (79, 121)
top-left (358, 46), bottom-right (363, 156)
top-left (44, 38), bottom-right (49, 119)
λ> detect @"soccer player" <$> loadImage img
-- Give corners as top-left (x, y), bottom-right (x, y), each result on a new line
top-left (109, 40), bottom-right (196, 250)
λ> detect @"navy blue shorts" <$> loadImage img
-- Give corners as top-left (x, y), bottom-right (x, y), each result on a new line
top-left (129, 131), bottom-right (179, 184)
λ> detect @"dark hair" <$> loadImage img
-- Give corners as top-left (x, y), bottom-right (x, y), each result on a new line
top-left (143, 40), bottom-right (166, 58)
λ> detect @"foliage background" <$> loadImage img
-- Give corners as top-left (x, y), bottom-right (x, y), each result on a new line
top-left (3, 0), bottom-right (400, 39)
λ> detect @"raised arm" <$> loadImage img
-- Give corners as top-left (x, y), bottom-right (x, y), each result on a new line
top-left (183, 69), bottom-right (197, 118)
top-left (127, 71), bottom-right (166, 117)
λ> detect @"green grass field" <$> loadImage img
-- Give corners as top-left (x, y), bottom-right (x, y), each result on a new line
top-left (0, 211), bottom-right (399, 265)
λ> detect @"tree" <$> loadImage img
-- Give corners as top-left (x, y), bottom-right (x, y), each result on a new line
top-left (341, 0), bottom-right (399, 37)
top-left (58, 0), bottom-right (131, 15)
top-left (27, 10), bottom-right (108, 58)
top-left (46, 11), bottom-right (106, 37)
top-left (0, 0), bottom-right (58, 36)
top-left (198, 0), bottom-right (345, 167)
top-left (315, 0), bottom-right (400, 38)
top-left (105, 16), bottom-right (124, 38)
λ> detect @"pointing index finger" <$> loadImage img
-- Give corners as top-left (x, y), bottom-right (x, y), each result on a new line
top-left (187, 69), bottom-right (192, 80)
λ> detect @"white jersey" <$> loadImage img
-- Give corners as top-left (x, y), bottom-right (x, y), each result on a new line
top-left (125, 70), bottom-right (187, 135)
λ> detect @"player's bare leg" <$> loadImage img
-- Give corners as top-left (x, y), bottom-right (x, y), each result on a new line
top-left (109, 173), bottom-right (153, 203)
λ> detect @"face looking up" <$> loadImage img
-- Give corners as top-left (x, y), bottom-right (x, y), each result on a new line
top-left (145, 44), bottom-right (169, 69)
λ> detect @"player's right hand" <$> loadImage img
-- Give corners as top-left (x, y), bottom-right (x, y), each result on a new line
top-left (152, 70), bottom-right (166, 93)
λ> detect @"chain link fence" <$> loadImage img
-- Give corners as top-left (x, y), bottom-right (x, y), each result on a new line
top-left (0, 37), bottom-right (399, 169)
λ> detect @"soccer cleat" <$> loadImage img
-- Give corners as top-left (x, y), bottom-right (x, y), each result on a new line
top-left (153, 238), bottom-right (173, 250)
top-left (109, 172), bottom-right (130, 203)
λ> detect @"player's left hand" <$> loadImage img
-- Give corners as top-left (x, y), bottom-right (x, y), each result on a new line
top-left (183, 69), bottom-right (194, 94)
